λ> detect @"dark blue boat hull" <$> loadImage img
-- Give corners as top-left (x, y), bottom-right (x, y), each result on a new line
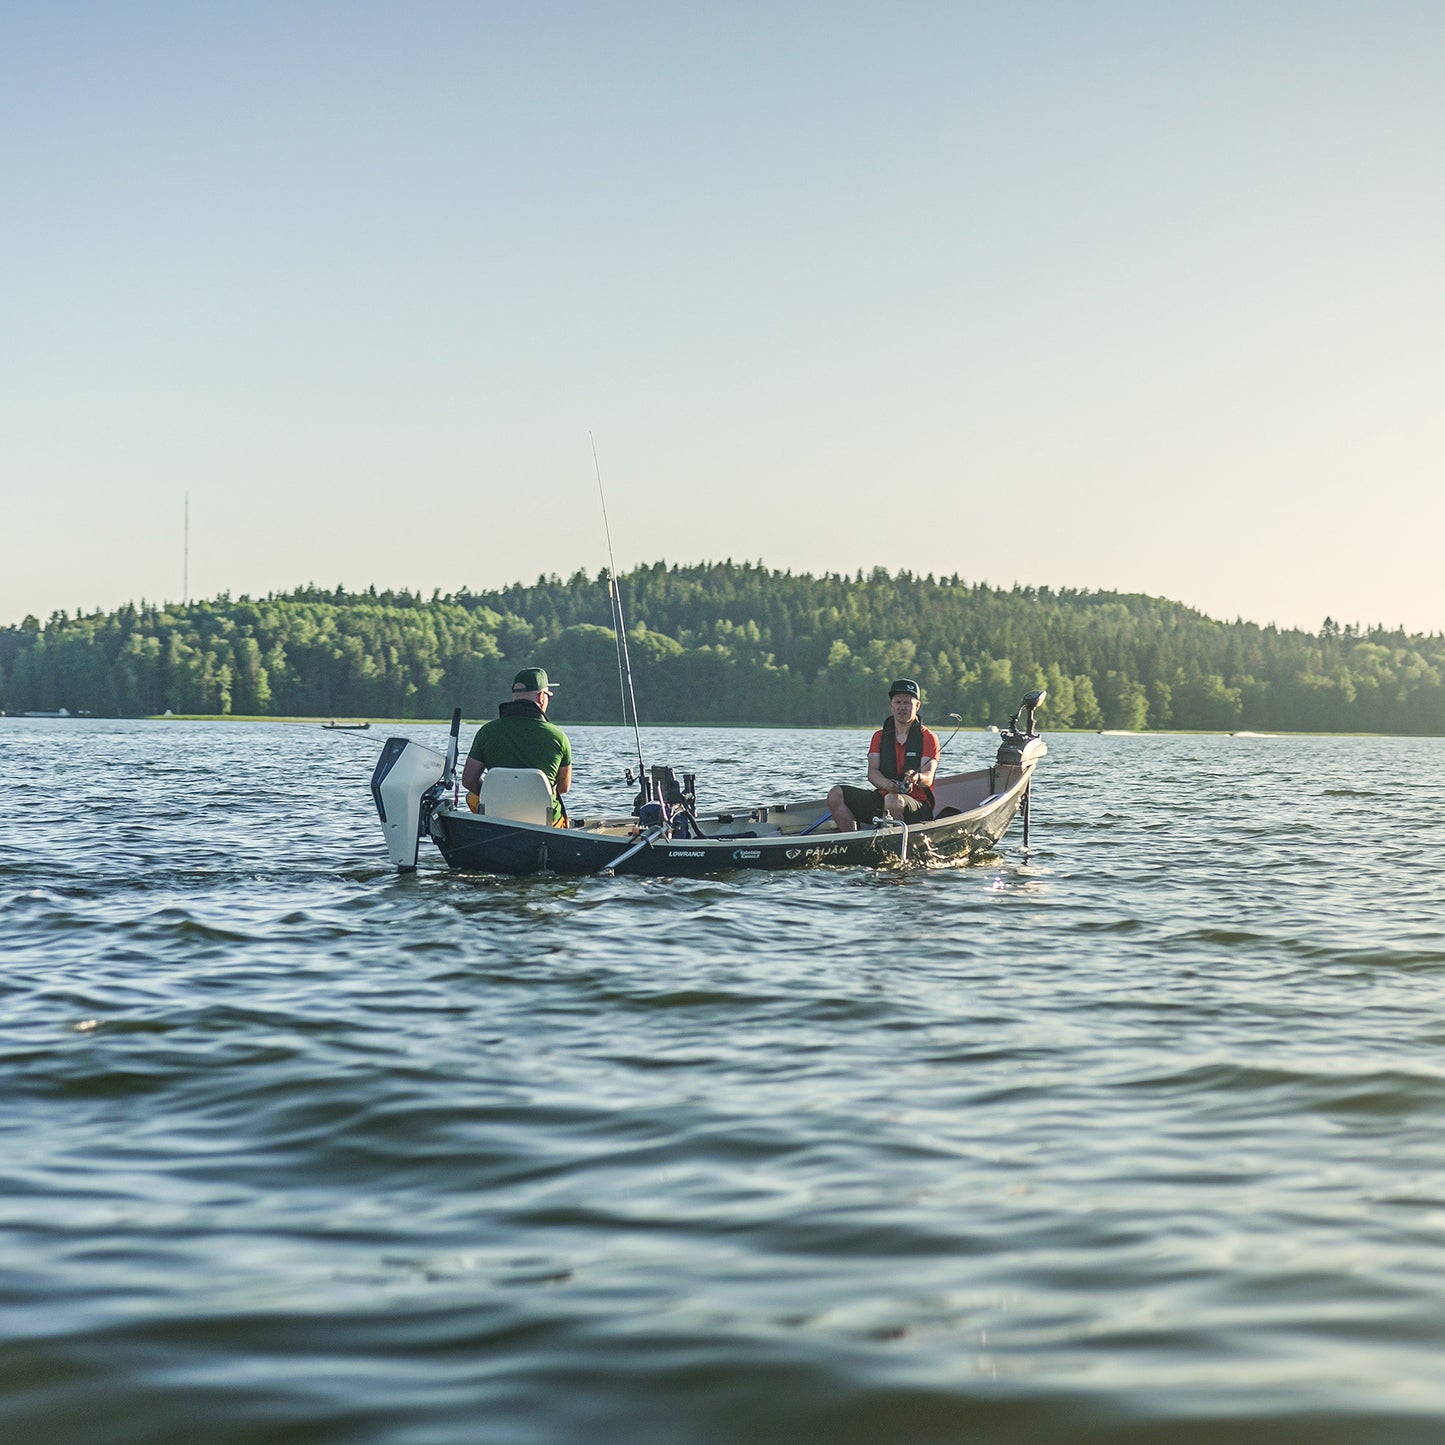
top-left (430, 781), bottom-right (1028, 877)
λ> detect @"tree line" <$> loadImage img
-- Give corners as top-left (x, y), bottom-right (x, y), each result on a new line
top-left (2, 562), bottom-right (1442, 733)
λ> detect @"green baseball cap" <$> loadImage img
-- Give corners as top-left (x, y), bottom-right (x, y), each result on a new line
top-left (511, 667), bottom-right (556, 693)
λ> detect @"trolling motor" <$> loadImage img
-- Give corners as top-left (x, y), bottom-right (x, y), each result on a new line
top-left (995, 688), bottom-right (1047, 766)
top-left (993, 689), bottom-right (1047, 854)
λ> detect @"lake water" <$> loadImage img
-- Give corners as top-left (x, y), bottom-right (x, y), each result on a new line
top-left (3, 718), bottom-right (1444, 1443)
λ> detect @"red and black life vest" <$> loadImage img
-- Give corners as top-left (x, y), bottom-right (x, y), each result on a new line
top-left (877, 715), bottom-right (926, 781)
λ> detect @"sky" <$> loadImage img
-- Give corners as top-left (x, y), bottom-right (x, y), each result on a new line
top-left (3, 1), bottom-right (1443, 634)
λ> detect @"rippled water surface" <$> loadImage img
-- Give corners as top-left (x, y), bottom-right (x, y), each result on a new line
top-left (4, 719), bottom-right (1445, 1443)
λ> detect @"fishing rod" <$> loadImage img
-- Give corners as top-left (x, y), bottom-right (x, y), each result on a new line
top-left (590, 432), bottom-right (647, 790)
top-left (937, 712), bottom-right (967, 755)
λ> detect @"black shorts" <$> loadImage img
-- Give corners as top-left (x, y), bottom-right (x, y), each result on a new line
top-left (836, 784), bottom-right (932, 826)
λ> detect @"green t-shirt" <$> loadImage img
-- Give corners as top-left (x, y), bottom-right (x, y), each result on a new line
top-left (468, 705), bottom-right (572, 822)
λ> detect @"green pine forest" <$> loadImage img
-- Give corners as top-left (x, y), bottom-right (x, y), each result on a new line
top-left (2, 562), bottom-right (1442, 733)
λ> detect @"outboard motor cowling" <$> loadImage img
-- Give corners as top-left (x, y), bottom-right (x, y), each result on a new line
top-left (371, 738), bottom-right (446, 871)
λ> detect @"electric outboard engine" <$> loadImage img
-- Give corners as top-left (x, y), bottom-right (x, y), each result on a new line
top-left (995, 688), bottom-right (1049, 767)
top-left (371, 737), bottom-right (446, 871)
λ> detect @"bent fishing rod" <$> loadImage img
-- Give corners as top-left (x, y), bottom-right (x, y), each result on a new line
top-left (938, 712), bottom-right (967, 755)
top-left (590, 433), bottom-right (647, 788)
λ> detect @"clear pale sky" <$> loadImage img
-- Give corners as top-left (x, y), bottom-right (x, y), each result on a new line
top-left (3, 3), bottom-right (1442, 633)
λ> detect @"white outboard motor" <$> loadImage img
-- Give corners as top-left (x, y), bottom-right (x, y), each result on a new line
top-left (371, 737), bottom-right (446, 871)
top-left (371, 710), bottom-right (462, 872)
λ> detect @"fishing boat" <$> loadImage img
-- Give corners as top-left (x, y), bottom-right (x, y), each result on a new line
top-left (369, 690), bottom-right (1046, 877)
top-left (323, 721), bottom-right (371, 731)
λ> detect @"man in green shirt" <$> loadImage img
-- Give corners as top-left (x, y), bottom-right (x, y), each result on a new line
top-left (461, 667), bottom-right (573, 824)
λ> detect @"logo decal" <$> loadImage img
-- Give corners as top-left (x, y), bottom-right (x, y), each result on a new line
top-left (731, 849), bottom-right (762, 860)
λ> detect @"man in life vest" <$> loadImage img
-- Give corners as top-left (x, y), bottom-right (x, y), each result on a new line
top-left (826, 678), bottom-right (940, 831)
top-left (461, 666), bottom-right (573, 826)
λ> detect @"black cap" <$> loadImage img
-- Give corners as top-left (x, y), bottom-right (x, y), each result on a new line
top-left (888, 678), bottom-right (921, 699)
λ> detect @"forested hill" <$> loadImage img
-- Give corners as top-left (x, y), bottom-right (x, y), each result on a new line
top-left (2, 562), bottom-right (1442, 732)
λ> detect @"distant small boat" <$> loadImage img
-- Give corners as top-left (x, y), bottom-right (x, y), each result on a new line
top-left (1098, 729), bottom-right (1139, 736)
top-left (1230, 730), bottom-right (1276, 737)
top-left (323, 721), bottom-right (371, 731)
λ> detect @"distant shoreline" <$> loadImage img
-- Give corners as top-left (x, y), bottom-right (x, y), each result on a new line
top-left (0, 713), bottom-right (1404, 737)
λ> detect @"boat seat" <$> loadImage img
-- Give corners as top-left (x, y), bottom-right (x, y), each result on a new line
top-left (477, 767), bottom-right (555, 825)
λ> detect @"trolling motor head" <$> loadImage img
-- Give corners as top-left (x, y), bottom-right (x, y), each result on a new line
top-left (1014, 688), bottom-right (1046, 738)
top-left (996, 689), bottom-right (1047, 766)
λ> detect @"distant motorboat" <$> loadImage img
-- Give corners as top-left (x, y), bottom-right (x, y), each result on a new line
top-left (1230, 730), bottom-right (1276, 737)
top-left (323, 721), bottom-right (372, 731)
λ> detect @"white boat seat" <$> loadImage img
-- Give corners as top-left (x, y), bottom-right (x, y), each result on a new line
top-left (478, 767), bottom-right (555, 825)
